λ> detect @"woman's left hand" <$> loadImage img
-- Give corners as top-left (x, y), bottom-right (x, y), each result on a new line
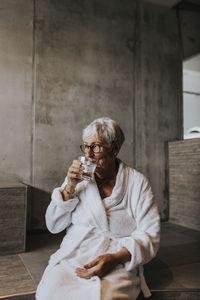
top-left (75, 253), bottom-right (119, 279)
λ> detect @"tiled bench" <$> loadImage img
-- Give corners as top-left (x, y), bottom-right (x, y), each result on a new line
top-left (0, 183), bottom-right (27, 255)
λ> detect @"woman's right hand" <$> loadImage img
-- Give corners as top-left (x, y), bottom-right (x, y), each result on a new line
top-left (67, 159), bottom-right (84, 187)
top-left (61, 160), bottom-right (84, 202)
top-left (60, 160), bottom-right (84, 201)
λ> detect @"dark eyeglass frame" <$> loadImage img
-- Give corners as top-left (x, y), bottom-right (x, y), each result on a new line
top-left (80, 143), bottom-right (103, 153)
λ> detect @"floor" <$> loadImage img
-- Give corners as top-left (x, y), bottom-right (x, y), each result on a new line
top-left (1, 222), bottom-right (200, 299)
top-left (145, 222), bottom-right (200, 291)
top-left (0, 255), bottom-right (35, 298)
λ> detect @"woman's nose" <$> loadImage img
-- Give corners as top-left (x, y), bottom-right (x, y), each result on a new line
top-left (85, 147), bottom-right (94, 158)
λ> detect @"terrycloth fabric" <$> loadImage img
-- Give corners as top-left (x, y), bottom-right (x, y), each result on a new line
top-left (36, 160), bottom-right (160, 300)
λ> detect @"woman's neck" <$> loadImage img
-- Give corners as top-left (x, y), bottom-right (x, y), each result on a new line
top-left (95, 159), bottom-right (119, 183)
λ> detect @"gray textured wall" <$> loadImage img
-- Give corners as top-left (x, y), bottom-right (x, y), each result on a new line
top-left (32, 0), bottom-right (135, 229)
top-left (0, 0), bottom-right (187, 230)
top-left (134, 3), bottom-right (182, 220)
top-left (0, 0), bottom-right (135, 230)
top-left (34, 0), bottom-right (135, 191)
top-left (180, 9), bottom-right (200, 60)
top-left (0, 0), bottom-right (33, 184)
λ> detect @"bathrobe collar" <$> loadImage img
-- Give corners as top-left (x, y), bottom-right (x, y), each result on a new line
top-left (102, 159), bottom-right (129, 209)
top-left (83, 160), bottom-right (129, 232)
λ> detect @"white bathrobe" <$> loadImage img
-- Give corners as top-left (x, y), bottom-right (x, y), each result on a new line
top-left (36, 160), bottom-right (160, 300)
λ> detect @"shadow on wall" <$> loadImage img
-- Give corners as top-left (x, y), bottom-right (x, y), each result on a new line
top-left (26, 186), bottom-right (51, 232)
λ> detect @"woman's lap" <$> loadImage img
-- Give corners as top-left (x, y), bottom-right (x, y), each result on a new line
top-left (36, 262), bottom-right (140, 300)
top-left (36, 262), bottom-right (100, 300)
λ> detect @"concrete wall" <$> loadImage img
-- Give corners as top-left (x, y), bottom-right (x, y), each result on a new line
top-left (34, 0), bottom-right (135, 189)
top-left (0, 0), bottom-right (33, 184)
top-left (0, 0), bottom-right (135, 230)
top-left (180, 8), bottom-right (200, 60)
top-left (32, 0), bottom-right (136, 229)
top-left (0, 0), bottom-right (185, 229)
top-left (134, 3), bottom-right (182, 220)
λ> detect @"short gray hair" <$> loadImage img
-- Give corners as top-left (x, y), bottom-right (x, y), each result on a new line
top-left (82, 117), bottom-right (125, 148)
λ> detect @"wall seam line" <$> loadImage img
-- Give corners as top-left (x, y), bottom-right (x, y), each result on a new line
top-left (133, 0), bottom-right (141, 169)
top-left (31, 0), bottom-right (36, 187)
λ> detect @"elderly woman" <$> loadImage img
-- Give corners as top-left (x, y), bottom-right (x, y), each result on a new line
top-left (36, 117), bottom-right (160, 300)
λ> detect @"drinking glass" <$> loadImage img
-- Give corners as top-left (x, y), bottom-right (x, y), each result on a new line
top-left (78, 156), bottom-right (97, 181)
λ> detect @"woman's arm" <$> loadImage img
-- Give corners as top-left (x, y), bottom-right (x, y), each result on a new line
top-left (118, 177), bottom-right (160, 271)
top-left (60, 182), bottom-right (75, 201)
top-left (111, 247), bottom-right (131, 264)
top-left (75, 248), bottom-right (131, 279)
top-left (46, 159), bottom-right (84, 233)
top-left (45, 186), bottom-right (79, 234)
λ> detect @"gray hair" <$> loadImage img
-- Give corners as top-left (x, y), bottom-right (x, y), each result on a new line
top-left (82, 117), bottom-right (125, 148)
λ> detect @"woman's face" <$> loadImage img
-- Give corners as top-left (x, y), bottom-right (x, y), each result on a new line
top-left (83, 135), bottom-right (116, 176)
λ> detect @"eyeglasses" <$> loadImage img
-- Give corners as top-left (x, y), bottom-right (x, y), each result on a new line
top-left (80, 144), bottom-right (103, 153)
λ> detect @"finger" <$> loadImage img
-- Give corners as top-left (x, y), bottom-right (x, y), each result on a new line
top-left (84, 257), bottom-right (99, 269)
top-left (72, 163), bottom-right (84, 169)
top-left (68, 168), bottom-right (83, 176)
top-left (76, 267), bottom-right (98, 278)
top-left (69, 173), bottom-right (82, 180)
top-left (69, 164), bottom-right (84, 172)
top-left (69, 167), bottom-right (84, 174)
top-left (67, 172), bottom-right (82, 182)
top-left (72, 160), bottom-right (82, 167)
top-left (71, 163), bottom-right (84, 170)
top-left (75, 268), bottom-right (93, 279)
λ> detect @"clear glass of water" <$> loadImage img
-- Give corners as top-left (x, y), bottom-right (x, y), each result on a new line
top-left (79, 156), bottom-right (97, 181)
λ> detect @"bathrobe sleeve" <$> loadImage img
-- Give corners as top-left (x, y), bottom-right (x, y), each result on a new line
top-left (45, 177), bottom-right (79, 234)
top-left (119, 176), bottom-right (160, 272)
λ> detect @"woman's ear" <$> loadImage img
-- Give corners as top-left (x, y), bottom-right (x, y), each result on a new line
top-left (113, 143), bottom-right (120, 156)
